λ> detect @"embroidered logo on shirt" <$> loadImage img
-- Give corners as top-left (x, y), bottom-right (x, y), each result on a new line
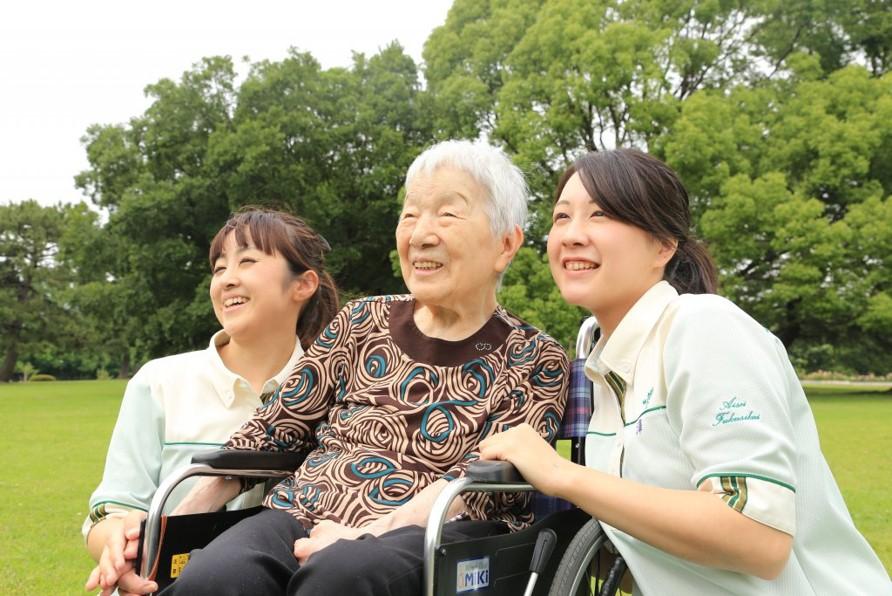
top-left (713, 397), bottom-right (761, 427)
top-left (642, 387), bottom-right (654, 408)
top-left (475, 342), bottom-right (492, 351)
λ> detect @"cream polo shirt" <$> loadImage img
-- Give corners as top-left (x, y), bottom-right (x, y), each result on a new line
top-left (83, 331), bottom-right (304, 539)
top-left (584, 281), bottom-right (890, 595)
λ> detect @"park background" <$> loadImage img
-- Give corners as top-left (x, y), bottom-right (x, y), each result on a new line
top-left (0, 0), bottom-right (889, 591)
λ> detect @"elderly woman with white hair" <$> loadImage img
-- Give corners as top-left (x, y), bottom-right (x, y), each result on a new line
top-left (107, 140), bottom-right (569, 596)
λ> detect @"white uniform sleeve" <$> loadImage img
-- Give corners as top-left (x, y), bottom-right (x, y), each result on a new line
top-left (664, 298), bottom-right (797, 535)
top-left (83, 367), bottom-right (165, 539)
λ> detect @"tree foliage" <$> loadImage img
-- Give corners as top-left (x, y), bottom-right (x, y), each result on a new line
top-left (0, 201), bottom-right (105, 381)
top-left (72, 46), bottom-right (430, 367)
top-left (422, 0), bottom-right (892, 371)
top-left (664, 68), bottom-right (892, 370)
top-left (6, 0), bottom-right (892, 377)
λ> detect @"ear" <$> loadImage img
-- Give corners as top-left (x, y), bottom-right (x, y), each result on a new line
top-left (291, 270), bottom-right (320, 303)
top-left (494, 225), bottom-right (525, 274)
top-left (654, 238), bottom-right (678, 269)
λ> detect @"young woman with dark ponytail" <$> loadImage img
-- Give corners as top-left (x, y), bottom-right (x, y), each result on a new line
top-left (84, 207), bottom-right (338, 594)
top-left (480, 150), bottom-right (889, 594)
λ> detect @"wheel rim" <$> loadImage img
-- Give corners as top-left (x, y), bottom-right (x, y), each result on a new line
top-left (567, 533), bottom-right (606, 595)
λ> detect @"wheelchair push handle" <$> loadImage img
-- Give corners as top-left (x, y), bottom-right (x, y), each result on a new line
top-left (524, 528), bottom-right (558, 596)
top-left (529, 528), bottom-right (558, 573)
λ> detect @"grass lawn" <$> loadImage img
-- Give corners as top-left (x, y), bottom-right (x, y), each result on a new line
top-left (0, 380), bottom-right (127, 594)
top-left (801, 384), bottom-right (892, 570)
top-left (0, 380), bottom-right (889, 594)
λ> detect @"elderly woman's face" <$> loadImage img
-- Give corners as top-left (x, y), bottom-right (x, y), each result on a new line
top-left (397, 166), bottom-right (510, 311)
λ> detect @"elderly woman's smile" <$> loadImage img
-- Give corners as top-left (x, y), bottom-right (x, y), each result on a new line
top-left (412, 259), bottom-right (444, 272)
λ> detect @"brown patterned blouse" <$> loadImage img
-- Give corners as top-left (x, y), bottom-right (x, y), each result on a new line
top-left (226, 295), bottom-right (568, 531)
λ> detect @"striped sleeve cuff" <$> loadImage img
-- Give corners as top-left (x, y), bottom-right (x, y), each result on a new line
top-left (698, 474), bottom-right (796, 536)
top-left (82, 501), bottom-right (144, 541)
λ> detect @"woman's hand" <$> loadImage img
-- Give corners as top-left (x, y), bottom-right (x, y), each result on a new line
top-left (478, 423), bottom-right (570, 496)
top-left (85, 511), bottom-right (157, 594)
top-left (293, 520), bottom-right (365, 564)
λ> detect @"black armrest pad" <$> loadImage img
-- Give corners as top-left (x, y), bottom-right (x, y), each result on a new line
top-left (191, 449), bottom-right (306, 472)
top-left (467, 460), bottom-right (526, 483)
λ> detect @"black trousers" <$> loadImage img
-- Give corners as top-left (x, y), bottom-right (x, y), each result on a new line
top-left (160, 508), bottom-right (507, 596)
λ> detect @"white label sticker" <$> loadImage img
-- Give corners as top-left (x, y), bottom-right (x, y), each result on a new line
top-left (456, 556), bottom-right (490, 593)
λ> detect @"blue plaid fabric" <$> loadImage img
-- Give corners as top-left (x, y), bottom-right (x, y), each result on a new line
top-left (530, 355), bottom-right (595, 518)
top-left (557, 358), bottom-right (593, 440)
top-left (532, 493), bottom-right (575, 518)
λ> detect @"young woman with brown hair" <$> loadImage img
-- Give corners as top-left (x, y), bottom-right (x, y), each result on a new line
top-left (84, 207), bottom-right (338, 594)
top-left (481, 149), bottom-right (889, 594)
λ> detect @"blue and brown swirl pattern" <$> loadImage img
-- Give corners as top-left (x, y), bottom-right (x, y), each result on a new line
top-left (226, 295), bottom-right (569, 532)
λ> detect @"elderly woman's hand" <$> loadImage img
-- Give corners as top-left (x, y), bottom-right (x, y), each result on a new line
top-left (293, 520), bottom-right (366, 564)
top-left (478, 423), bottom-right (571, 497)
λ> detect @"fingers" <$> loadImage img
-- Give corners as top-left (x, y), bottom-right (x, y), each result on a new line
top-left (123, 536), bottom-right (141, 561)
top-left (121, 523), bottom-right (144, 561)
top-left (479, 432), bottom-right (508, 460)
top-left (85, 565), bottom-right (101, 591)
top-left (293, 537), bottom-right (313, 564)
top-left (98, 545), bottom-right (120, 589)
top-left (104, 524), bottom-right (128, 576)
top-left (91, 564), bottom-right (158, 596)
top-left (118, 568), bottom-right (158, 595)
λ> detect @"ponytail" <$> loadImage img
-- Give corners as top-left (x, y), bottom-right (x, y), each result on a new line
top-left (664, 238), bottom-right (718, 294)
top-left (296, 269), bottom-right (339, 350)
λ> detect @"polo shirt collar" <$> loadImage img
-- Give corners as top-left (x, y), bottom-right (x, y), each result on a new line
top-left (207, 330), bottom-right (304, 407)
top-left (585, 281), bottom-right (678, 384)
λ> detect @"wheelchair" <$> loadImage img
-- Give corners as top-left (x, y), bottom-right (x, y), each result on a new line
top-left (136, 317), bottom-right (629, 595)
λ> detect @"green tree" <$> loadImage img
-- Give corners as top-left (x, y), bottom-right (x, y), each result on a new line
top-left (425, 0), bottom-right (791, 241)
top-left (212, 44), bottom-right (431, 297)
top-left (75, 46), bottom-right (430, 366)
top-left (752, 0), bottom-right (892, 77)
top-left (0, 201), bottom-right (86, 381)
top-left (76, 57), bottom-right (248, 362)
top-left (665, 68), bottom-right (892, 370)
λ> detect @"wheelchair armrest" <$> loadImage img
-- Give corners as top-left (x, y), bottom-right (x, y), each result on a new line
top-left (424, 463), bottom-right (536, 595)
top-left (141, 449), bottom-right (307, 581)
top-left (467, 460), bottom-right (525, 483)
top-left (191, 449), bottom-right (305, 472)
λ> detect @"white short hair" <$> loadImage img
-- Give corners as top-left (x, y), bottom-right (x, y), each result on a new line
top-left (405, 140), bottom-right (529, 236)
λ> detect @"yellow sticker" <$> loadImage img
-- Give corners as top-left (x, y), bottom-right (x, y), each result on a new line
top-left (170, 553), bottom-right (191, 578)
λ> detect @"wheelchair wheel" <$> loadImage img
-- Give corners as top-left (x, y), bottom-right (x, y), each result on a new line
top-left (546, 518), bottom-right (608, 596)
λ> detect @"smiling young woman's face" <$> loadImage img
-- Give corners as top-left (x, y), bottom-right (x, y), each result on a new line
top-left (547, 172), bottom-right (673, 329)
top-left (209, 231), bottom-right (304, 341)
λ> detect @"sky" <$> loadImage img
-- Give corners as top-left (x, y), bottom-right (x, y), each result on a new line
top-left (0, 0), bottom-right (453, 207)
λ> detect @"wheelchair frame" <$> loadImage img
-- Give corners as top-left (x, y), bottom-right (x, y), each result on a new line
top-left (136, 317), bottom-right (623, 595)
top-left (139, 450), bottom-right (305, 581)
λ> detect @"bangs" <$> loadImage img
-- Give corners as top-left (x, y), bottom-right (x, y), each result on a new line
top-left (208, 211), bottom-right (287, 267)
top-left (555, 150), bottom-right (689, 244)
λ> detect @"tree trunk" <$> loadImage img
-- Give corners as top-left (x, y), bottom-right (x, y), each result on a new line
top-left (117, 350), bottom-right (131, 379)
top-left (0, 338), bottom-right (18, 382)
top-left (775, 299), bottom-right (802, 349)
